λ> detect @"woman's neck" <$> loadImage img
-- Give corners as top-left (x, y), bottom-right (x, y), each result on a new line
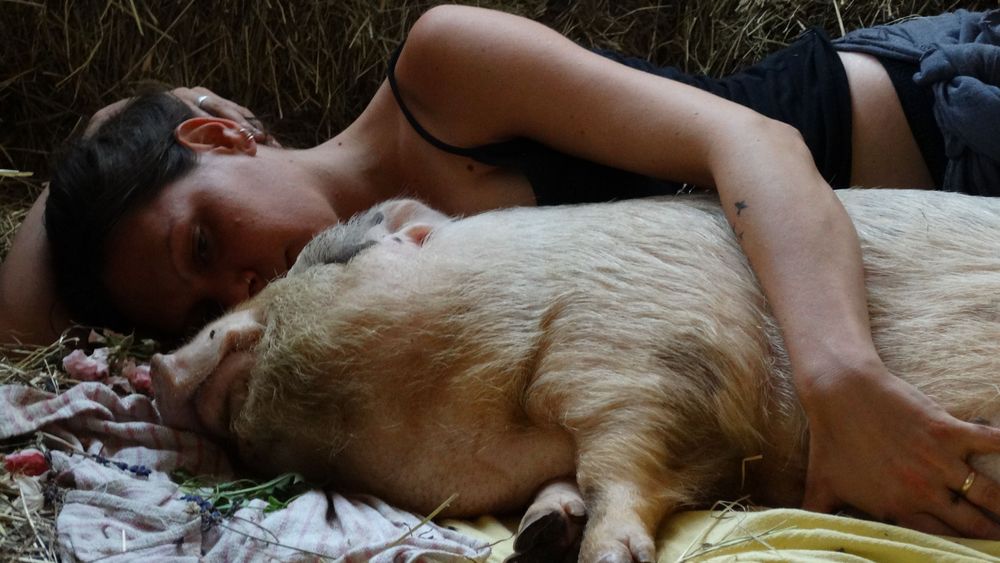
top-left (303, 85), bottom-right (409, 219)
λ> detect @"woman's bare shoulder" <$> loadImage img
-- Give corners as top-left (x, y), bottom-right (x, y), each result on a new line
top-left (0, 189), bottom-right (70, 346)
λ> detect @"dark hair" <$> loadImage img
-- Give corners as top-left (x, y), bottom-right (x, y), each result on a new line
top-left (45, 92), bottom-right (198, 332)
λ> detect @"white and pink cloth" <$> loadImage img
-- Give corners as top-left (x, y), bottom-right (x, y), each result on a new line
top-left (0, 382), bottom-right (490, 562)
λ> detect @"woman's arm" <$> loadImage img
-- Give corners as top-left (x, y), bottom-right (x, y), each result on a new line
top-left (396, 4), bottom-right (1000, 537)
top-left (0, 189), bottom-right (70, 346)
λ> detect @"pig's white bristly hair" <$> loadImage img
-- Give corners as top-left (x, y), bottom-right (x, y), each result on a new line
top-left (230, 190), bottom-right (1000, 519)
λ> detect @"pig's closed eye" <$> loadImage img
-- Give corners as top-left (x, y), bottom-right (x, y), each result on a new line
top-left (328, 240), bottom-right (378, 265)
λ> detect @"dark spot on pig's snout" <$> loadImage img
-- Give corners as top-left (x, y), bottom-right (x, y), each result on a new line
top-left (209, 330), bottom-right (215, 339)
top-left (370, 211), bottom-right (384, 226)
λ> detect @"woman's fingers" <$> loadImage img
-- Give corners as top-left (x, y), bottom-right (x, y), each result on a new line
top-left (965, 419), bottom-right (1000, 453)
top-left (861, 419), bottom-right (1000, 539)
top-left (83, 98), bottom-right (131, 136)
top-left (931, 484), bottom-right (1000, 539)
top-left (170, 86), bottom-right (280, 147)
top-left (951, 421), bottom-right (1000, 522)
top-left (964, 468), bottom-right (1000, 517)
top-left (182, 87), bottom-right (251, 121)
top-left (798, 367), bottom-right (1000, 540)
top-left (898, 512), bottom-right (958, 538)
top-left (85, 87), bottom-right (280, 147)
top-left (885, 421), bottom-right (1000, 539)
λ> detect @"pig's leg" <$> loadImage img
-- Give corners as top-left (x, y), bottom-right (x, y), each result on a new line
top-left (577, 446), bottom-right (677, 563)
top-left (570, 419), bottom-right (682, 562)
top-left (506, 477), bottom-right (586, 563)
top-left (527, 368), bottom-right (681, 561)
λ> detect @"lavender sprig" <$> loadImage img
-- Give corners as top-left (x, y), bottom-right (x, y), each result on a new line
top-left (180, 494), bottom-right (224, 531)
top-left (90, 453), bottom-right (151, 477)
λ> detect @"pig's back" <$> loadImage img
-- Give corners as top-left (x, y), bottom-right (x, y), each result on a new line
top-left (432, 190), bottom-right (1000, 505)
top-left (429, 197), bottom-right (796, 499)
top-left (838, 189), bottom-right (1000, 419)
top-left (243, 189), bottom-right (1000, 514)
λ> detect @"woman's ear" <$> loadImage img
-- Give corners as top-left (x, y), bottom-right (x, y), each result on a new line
top-left (175, 118), bottom-right (257, 156)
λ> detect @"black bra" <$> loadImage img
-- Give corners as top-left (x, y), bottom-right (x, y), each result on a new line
top-left (386, 43), bottom-right (539, 168)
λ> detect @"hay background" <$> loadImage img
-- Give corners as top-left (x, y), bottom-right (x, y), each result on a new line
top-left (2, 0), bottom-right (997, 261)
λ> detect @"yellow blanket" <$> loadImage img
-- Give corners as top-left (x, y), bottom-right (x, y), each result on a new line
top-left (446, 507), bottom-right (1000, 562)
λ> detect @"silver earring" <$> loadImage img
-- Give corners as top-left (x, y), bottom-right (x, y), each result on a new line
top-left (238, 127), bottom-right (256, 143)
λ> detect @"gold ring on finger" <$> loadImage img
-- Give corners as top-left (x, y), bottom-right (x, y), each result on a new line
top-left (960, 470), bottom-right (977, 496)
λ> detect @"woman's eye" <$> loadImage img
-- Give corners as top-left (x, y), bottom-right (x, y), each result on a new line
top-left (193, 227), bottom-right (210, 267)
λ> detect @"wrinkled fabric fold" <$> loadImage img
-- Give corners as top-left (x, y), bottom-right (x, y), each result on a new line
top-left (835, 9), bottom-right (1000, 195)
top-left (1, 383), bottom-right (490, 562)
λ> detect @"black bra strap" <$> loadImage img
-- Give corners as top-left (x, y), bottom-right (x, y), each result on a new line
top-left (386, 43), bottom-right (480, 158)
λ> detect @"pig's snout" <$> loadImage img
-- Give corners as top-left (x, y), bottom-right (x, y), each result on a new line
top-left (150, 308), bottom-right (265, 436)
top-left (150, 352), bottom-right (207, 433)
top-left (150, 353), bottom-right (176, 392)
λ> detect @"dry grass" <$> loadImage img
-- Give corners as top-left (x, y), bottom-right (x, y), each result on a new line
top-left (0, 337), bottom-right (66, 563)
top-left (0, 332), bottom-right (74, 389)
top-left (0, 328), bottom-right (148, 562)
top-left (0, 469), bottom-right (60, 563)
top-left (0, 1), bottom-right (996, 559)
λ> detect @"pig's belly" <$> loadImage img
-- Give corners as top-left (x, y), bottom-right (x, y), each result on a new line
top-left (344, 424), bottom-right (578, 517)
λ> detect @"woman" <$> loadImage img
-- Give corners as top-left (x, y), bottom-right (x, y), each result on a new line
top-left (4, 4), bottom-right (1000, 542)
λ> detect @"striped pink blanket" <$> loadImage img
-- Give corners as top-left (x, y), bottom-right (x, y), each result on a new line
top-left (0, 382), bottom-right (490, 562)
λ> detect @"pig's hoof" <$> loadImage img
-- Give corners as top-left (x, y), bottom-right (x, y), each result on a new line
top-left (583, 528), bottom-right (656, 563)
top-left (506, 506), bottom-right (585, 563)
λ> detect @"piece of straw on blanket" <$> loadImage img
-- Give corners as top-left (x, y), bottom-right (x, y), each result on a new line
top-left (0, 382), bottom-right (490, 562)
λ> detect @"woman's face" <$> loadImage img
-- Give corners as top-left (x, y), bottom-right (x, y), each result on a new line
top-left (103, 152), bottom-right (340, 336)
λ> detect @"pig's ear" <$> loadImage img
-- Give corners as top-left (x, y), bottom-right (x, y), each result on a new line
top-left (380, 199), bottom-right (450, 233)
top-left (216, 309), bottom-right (265, 356)
top-left (398, 223), bottom-right (434, 247)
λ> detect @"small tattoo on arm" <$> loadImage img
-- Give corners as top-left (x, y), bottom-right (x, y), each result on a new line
top-left (735, 200), bottom-right (748, 215)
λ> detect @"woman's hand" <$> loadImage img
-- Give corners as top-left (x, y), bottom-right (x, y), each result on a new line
top-left (800, 361), bottom-right (1000, 538)
top-left (85, 86), bottom-right (280, 147)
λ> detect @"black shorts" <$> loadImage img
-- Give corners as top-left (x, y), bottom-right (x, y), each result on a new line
top-left (597, 28), bottom-right (854, 188)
